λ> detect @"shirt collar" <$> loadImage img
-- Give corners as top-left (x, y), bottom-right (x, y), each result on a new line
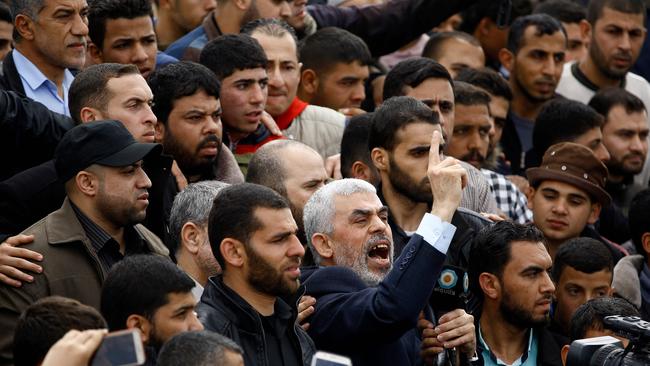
top-left (13, 49), bottom-right (74, 91)
top-left (478, 324), bottom-right (535, 366)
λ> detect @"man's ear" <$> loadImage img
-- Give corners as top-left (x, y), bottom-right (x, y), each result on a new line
top-left (220, 238), bottom-right (246, 268)
top-left (350, 161), bottom-right (372, 182)
top-left (478, 272), bottom-right (500, 300)
top-left (75, 170), bottom-right (99, 197)
top-left (476, 17), bottom-right (492, 38)
top-left (233, 0), bottom-right (250, 12)
top-left (154, 122), bottom-right (166, 142)
top-left (126, 314), bottom-right (152, 344)
top-left (371, 147), bottom-right (388, 172)
top-left (300, 69), bottom-right (318, 96)
top-left (498, 48), bottom-right (514, 73)
top-left (310, 233), bottom-right (334, 262)
top-left (14, 14), bottom-right (35, 41)
top-left (580, 19), bottom-right (592, 41)
top-left (526, 186), bottom-right (536, 210)
top-left (642, 232), bottom-right (650, 257)
top-left (180, 222), bottom-right (202, 255)
top-left (561, 344), bottom-right (570, 366)
top-left (87, 42), bottom-right (104, 65)
top-left (79, 107), bottom-right (102, 123)
top-left (587, 203), bottom-right (602, 225)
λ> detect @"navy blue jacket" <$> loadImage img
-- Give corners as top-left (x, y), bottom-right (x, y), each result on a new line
top-left (301, 233), bottom-right (446, 366)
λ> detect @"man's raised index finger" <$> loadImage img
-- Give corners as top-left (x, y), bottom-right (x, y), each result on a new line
top-left (429, 130), bottom-right (442, 165)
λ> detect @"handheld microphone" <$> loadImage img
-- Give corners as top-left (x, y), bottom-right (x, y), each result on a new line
top-left (430, 265), bottom-right (469, 366)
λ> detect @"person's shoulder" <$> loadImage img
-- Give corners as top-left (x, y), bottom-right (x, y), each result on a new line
top-left (134, 224), bottom-right (169, 257)
top-left (302, 266), bottom-right (368, 295)
top-left (164, 25), bottom-right (205, 59)
top-left (300, 105), bottom-right (346, 127)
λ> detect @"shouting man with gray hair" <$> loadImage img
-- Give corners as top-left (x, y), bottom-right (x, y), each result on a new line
top-left (300, 128), bottom-right (476, 366)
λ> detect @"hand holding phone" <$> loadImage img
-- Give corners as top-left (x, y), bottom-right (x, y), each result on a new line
top-left (41, 329), bottom-right (107, 366)
top-left (311, 351), bottom-right (353, 366)
top-left (90, 329), bottom-right (146, 366)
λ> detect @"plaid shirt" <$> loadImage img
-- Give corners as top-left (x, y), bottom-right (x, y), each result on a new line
top-left (481, 169), bottom-right (533, 224)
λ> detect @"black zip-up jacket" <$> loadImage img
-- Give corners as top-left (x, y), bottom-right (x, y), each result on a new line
top-left (197, 276), bottom-right (316, 366)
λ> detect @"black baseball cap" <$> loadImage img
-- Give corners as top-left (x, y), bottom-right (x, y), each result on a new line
top-left (54, 120), bottom-right (162, 182)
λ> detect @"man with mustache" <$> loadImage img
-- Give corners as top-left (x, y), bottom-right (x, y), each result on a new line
top-left (301, 127), bottom-right (476, 365)
top-left (556, 0), bottom-right (650, 191)
top-left (199, 183), bottom-right (316, 366)
top-left (498, 14), bottom-right (567, 175)
top-left (468, 220), bottom-right (560, 365)
top-left (2, 0), bottom-right (89, 116)
top-left (589, 88), bottom-right (649, 214)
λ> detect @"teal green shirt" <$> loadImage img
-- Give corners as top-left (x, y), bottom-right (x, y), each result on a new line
top-left (478, 325), bottom-right (539, 366)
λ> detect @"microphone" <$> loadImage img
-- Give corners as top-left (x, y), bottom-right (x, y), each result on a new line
top-left (430, 265), bottom-right (469, 366)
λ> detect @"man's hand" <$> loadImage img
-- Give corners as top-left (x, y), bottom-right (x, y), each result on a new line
top-left (338, 107), bottom-right (366, 117)
top-left (297, 295), bottom-right (316, 331)
top-left (261, 111), bottom-right (283, 136)
top-left (325, 154), bottom-right (342, 180)
top-left (171, 160), bottom-right (188, 191)
top-left (428, 130), bottom-right (467, 222)
top-left (41, 329), bottom-right (107, 366)
top-left (0, 234), bottom-right (41, 287)
top-left (420, 310), bottom-right (476, 363)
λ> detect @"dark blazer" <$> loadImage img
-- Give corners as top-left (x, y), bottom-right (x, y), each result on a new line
top-left (301, 233), bottom-right (447, 366)
top-left (0, 50), bottom-right (26, 95)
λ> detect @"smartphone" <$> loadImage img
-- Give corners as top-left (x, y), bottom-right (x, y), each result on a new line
top-left (310, 351), bottom-right (353, 366)
top-left (90, 329), bottom-right (146, 366)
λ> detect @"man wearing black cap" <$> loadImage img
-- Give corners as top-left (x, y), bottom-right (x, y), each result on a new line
top-left (526, 142), bottom-right (626, 262)
top-left (0, 120), bottom-right (170, 365)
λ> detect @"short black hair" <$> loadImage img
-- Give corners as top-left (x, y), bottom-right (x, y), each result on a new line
top-left (369, 96), bottom-right (440, 151)
top-left (629, 189), bottom-right (650, 260)
top-left (88, 0), bottom-right (153, 50)
top-left (147, 61), bottom-right (221, 125)
top-left (533, 98), bottom-right (604, 160)
top-left (157, 331), bottom-right (243, 366)
top-left (208, 183), bottom-right (290, 268)
top-left (422, 31), bottom-right (481, 60)
top-left (100, 255), bottom-right (194, 331)
top-left (455, 67), bottom-right (513, 101)
top-left (586, 0), bottom-right (645, 25)
top-left (507, 14), bottom-right (567, 54)
top-left (533, 0), bottom-right (586, 24)
top-left (468, 221), bottom-right (545, 301)
top-left (199, 34), bottom-right (268, 81)
top-left (453, 81), bottom-right (491, 108)
top-left (551, 237), bottom-right (613, 283)
top-left (0, 2), bottom-right (12, 23)
top-left (69, 63), bottom-right (141, 125)
top-left (459, 0), bottom-right (533, 34)
top-left (383, 57), bottom-right (452, 101)
top-left (299, 27), bottom-right (371, 76)
top-left (569, 297), bottom-right (640, 341)
top-left (341, 113), bottom-right (374, 178)
top-left (13, 296), bottom-right (106, 366)
top-left (588, 87), bottom-right (647, 123)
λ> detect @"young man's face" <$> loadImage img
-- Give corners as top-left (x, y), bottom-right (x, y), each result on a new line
top-left (92, 160), bottom-right (152, 227)
top-left (311, 61), bottom-right (369, 110)
top-left (602, 105), bottom-right (649, 177)
top-left (157, 89), bottom-right (222, 177)
top-left (325, 191), bottom-right (393, 286)
top-left (376, 122), bottom-right (444, 204)
top-left (507, 26), bottom-right (566, 103)
top-left (446, 103), bottom-right (491, 168)
top-left (168, 0), bottom-right (216, 33)
top-left (401, 77), bottom-right (455, 141)
top-left (528, 180), bottom-right (601, 245)
top-left (434, 38), bottom-right (485, 78)
top-left (94, 73), bottom-right (157, 143)
top-left (572, 127), bottom-right (611, 162)
top-left (91, 16), bottom-right (157, 78)
top-left (554, 266), bottom-right (612, 334)
top-left (252, 32), bottom-right (301, 117)
top-left (243, 207), bottom-right (304, 298)
top-left (562, 21), bottom-right (587, 63)
top-left (219, 68), bottom-right (268, 137)
top-left (588, 7), bottom-right (646, 80)
top-left (497, 241), bottom-right (555, 328)
top-left (147, 292), bottom-right (203, 349)
top-left (487, 94), bottom-right (509, 156)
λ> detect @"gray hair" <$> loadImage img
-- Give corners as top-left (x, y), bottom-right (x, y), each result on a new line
top-left (157, 330), bottom-right (243, 366)
top-left (169, 181), bottom-right (229, 255)
top-left (303, 178), bottom-right (376, 264)
top-left (11, 0), bottom-right (45, 41)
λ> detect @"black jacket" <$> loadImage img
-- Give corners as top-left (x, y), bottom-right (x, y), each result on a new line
top-left (198, 276), bottom-right (316, 366)
top-left (0, 50), bottom-right (26, 95)
top-left (0, 88), bottom-right (73, 181)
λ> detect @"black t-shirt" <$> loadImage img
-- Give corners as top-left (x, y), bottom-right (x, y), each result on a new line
top-left (260, 301), bottom-right (303, 366)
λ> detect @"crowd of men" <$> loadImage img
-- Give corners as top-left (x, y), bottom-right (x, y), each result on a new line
top-left (0, 0), bottom-right (649, 364)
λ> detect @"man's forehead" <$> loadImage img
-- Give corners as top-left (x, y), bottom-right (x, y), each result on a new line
top-left (507, 240), bottom-right (551, 267)
top-left (596, 7), bottom-right (645, 29)
top-left (519, 26), bottom-right (566, 51)
top-left (107, 74), bottom-right (153, 98)
top-left (334, 192), bottom-right (383, 213)
top-left (538, 180), bottom-right (589, 198)
top-left (171, 89), bottom-right (220, 112)
top-left (41, 0), bottom-right (87, 12)
top-left (223, 68), bottom-right (268, 83)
